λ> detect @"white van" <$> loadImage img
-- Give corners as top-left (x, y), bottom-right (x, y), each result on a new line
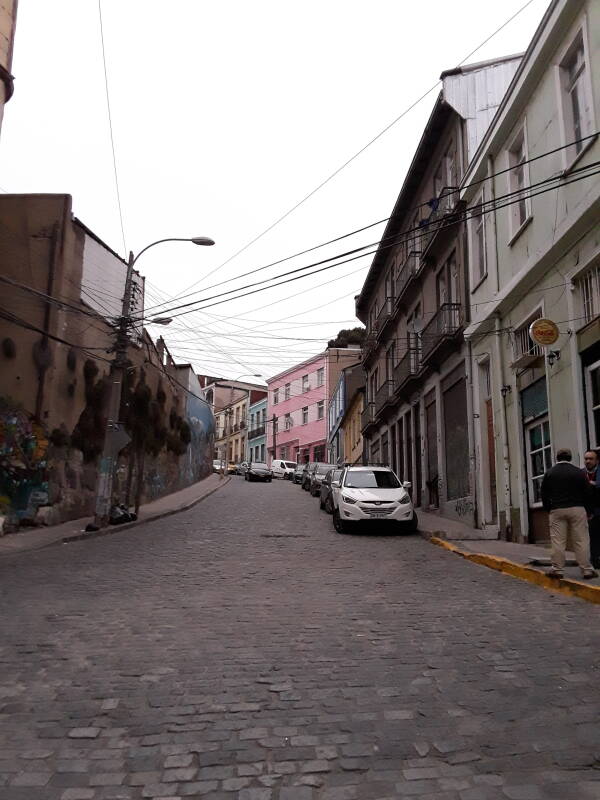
top-left (271, 460), bottom-right (297, 480)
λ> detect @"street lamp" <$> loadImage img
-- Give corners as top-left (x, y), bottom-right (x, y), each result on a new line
top-left (90, 235), bottom-right (215, 529)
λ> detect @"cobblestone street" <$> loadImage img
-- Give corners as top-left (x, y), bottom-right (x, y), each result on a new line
top-left (1, 477), bottom-right (600, 800)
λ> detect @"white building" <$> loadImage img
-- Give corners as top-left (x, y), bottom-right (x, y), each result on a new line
top-left (462, 0), bottom-right (600, 541)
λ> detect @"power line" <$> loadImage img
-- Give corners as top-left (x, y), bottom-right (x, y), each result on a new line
top-left (159, 0), bottom-right (541, 303)
top-left (139, 163), bottom-right (600, 324)
top-left (97, 0), bottom-right (127, 256)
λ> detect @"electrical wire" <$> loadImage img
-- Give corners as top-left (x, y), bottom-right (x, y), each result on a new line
top-left (166, 0), bottom-right (541, 302)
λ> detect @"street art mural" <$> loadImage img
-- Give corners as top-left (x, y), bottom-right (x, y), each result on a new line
top-left (184, 392), bottom-right (215, 485)
top-left (0, 398), bottom-right (49, 529)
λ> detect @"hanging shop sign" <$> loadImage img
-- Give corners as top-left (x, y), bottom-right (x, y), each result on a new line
top-left (529, 318), bottom-right (559, 347)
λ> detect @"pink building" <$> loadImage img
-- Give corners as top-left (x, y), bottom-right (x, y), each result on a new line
top-left (266, 348), bottom-right (361, 465)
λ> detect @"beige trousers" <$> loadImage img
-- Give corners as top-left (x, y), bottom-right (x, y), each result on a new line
top-left (549, 506), bottom-right (592, 573)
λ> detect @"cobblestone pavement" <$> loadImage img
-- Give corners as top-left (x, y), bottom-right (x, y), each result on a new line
top-left (1, 477), bottom-right (600, 800)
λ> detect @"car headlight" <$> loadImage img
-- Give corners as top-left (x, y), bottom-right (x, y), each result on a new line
top-left (398, 494), bottom-right (411, 504)
top-left (341, 494), bottom-right (357, 504)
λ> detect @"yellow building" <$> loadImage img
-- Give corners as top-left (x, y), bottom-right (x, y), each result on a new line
top-left (214, 394), bottom-right (250, 464)
top-left (0, 0), bottom-right (17, 137)
top-left (341, 389), bottom-right (365, 466)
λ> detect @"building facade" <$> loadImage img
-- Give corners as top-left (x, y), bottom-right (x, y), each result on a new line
top-left (248, 397), bottom-right (267, 462)
top-left (356, 56), bottom-right (521, 527)
top-left (0, 194), bottom-right (214, 529)
top-left (462, 0), bottom-right (600, 542)
top-left (341, 388), bottom-right (365, 467)
top-left (213, 387), bottom-right (267, 464)
top-left (327, 360), bottom-right (363, 464)
top-left (266, 347), bottom-right (360, 465)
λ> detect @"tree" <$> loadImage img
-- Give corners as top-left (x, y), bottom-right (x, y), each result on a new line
top-left (327, 327), bottom-right (365, 349)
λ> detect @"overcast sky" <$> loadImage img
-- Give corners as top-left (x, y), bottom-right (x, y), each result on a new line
top-left (0, 0), bottom-right (549, 382)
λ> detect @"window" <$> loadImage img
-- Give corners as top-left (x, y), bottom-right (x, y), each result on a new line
top-left (273, 388), bottom-right (279, 404)
top-left (280, 446), bottom-right (288, 460)
top-left (302, 406), bottom-right (309, 425)
top-left (317, 400), bottom-right (324, 420)
top-left (260, 444), bottom-right (265, 462)
top-left (559, 30), bottom-right (594, 163)
top-left (526, 418), bottom-right (552, 505)
top-left (316, 367), bottom-right (324, 387)
top-left (514, 311), bottom-right (543, 360)
top-left (284, 413), bottom-right (292, 430)
top-left (507, 127), bottom-right (530, 236)
top-left (302, 374), bottom-right (309, 392)
top-left (578, 263), bottom-right (600, 325)
top-left (585, 359), bottom-right (600, 449)
top-left (284, 383), bottom-right (290, 400)
top-left (470, 189), bottom-right (486, 283)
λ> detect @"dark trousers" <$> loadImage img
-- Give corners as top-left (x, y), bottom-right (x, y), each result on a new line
top-left (590, 514), bottom-right (600, 568)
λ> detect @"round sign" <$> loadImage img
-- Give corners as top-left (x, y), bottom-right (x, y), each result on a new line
top-left (529, 318), bottom-right (559, 347)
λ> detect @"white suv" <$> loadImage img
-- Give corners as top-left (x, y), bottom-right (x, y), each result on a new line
top-left (271, 459), bottom-right (297, 480)
top-left (332, 466), bottom-right (417, 534)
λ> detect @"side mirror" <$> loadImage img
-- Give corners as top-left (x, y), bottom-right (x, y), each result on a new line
top-left (402, 481), bottom-right (412, 490)
top-left (331, 481), bottom-right (340, 488)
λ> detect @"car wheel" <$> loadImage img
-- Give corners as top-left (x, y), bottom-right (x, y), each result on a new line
top-left (399, 512), bottom-right (418, 533)
top-left (319, 497), bottom-right (325, 509)
top-left (333, 508), bottom-right (348, 534)
top-left (325, 496), bottom-right (333, 515)
top-left (267, 478), bottom-right (272, 482)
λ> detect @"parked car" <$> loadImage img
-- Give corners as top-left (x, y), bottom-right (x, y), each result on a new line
top-left (309, 463), bottom-right (337, 496)
top-left (244, 462), bottom-right (273, 482)
top-left (301, 462), bottom-right (317, 491)
top-left (319, 468), bottom-right (343, 513)
top-left (271, 459), bottom-right (297, 480)
top-left (212, 459), bottom-right (222, 473)
top-left (293, 463), bottom-right (308, 484)
top-left (212, 459), bottom-right (236, 474)
top-left (331, 465), bottom-right (417, 534)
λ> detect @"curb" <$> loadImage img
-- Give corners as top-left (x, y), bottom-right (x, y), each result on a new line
top-left (428, 535), bottom-right (600, 605)
top-left (61, 476), bottom-right (232, 546)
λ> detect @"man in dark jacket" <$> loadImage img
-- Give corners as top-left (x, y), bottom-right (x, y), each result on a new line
top-left (583, 449), bottom-right (600, 569)
top-left (541, 448), bottom-right (598, 579)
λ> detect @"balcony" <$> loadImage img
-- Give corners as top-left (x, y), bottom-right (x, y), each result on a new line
top-left (420, 187), bottom-right (459, 256)
top-left (395, 250), bottom-right (421, 307)
top-left (248, 424), bottom-right (266, 439)
top-left (362, 328), bottom-right (379, 366)
top-left (375, 380), bottom-right (395, 419)
top-left (421, 302), bottom-right (463, 366)
top-left (376, 297), bottom-right (394, 340)
top-left (361, 402), bottom-right (376, 434)
top-left (393, 348), bottom-right (420, 395)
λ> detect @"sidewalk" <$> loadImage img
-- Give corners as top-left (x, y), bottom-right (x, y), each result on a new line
top-left (418, 507), bottom-right (600, 591)
top-left (0, 473), bottom-right (230, 557)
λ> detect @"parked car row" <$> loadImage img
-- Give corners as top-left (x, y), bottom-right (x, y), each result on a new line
top-left (293, 462), bottom-right (418, 534)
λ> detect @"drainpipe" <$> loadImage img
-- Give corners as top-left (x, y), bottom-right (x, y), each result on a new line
top-left (465, 337), bottom-right (479, 528)
top-left (494, 315), bottom-right (512, 529)
top-left (34, 222), bottom-right (61, 421)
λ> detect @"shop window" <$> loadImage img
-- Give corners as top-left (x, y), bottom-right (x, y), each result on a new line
top-left (526, 418), bottom-right (552, 505)
top-left (585, 359), bottom-right (600, 449)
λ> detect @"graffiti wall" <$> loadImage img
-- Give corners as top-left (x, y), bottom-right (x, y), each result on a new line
top-left (184, 391), bottom-right (215, 486)
top-left (0, 398), bottom-right (49, 528)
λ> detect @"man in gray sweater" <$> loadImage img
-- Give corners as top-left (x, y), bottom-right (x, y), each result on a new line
top-left (541, 448), bottom-right (598, 579)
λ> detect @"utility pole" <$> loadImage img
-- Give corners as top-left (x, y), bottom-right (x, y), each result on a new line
top-left (92, 251), bottom-right (135, 528)
top-left (223, 407), bottom-right (233, 475)
top-left (272, 414), bottom-right (277, 465)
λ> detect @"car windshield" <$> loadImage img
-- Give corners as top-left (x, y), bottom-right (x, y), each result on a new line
top-left (315, 463), bottom-right (333, 474)
top-left (344, 470), bottom-right (401, 489)
top-left (252, 463), bottom-right (268, 469)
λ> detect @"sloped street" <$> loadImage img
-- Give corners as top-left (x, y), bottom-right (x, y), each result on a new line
top-left (1, 477), bottom-right (599, 800)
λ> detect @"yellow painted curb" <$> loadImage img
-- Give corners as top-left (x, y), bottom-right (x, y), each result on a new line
top-left (429, 536), bottom-right (600, 605)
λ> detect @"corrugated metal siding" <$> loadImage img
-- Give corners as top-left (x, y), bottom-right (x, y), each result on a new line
top-left (444, 59), bottom-right (522, 161)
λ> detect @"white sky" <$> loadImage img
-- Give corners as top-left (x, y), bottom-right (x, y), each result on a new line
top-left (0, 0), bottom-right (550, 383)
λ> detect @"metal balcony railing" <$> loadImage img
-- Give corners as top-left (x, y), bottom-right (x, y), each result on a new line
top-left (361, 402), bottom-right (375, 431)
top-left (395, 251), bottom-right (421, 301)
top-left (376, 297), bottom-right (393, 336)
top-left (420, 186), bottom-right (459, 252)
top-left (375, 380), bottom-right (394, 416)
top-left (421, 302), bottom-right (462, 361)
top-left (248, 424), bottom-right (266, 439)
top-left (393, 348), bottom-right (419, 389)
top-left (362, 328), bottom-right (378, 361)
